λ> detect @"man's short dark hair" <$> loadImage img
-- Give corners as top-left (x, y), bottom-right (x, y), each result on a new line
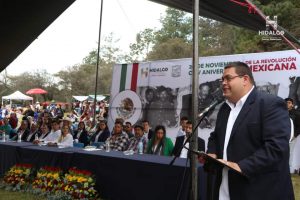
top-left (142, 119), bottom-right (149, 124)
top-left (115, 121), bottom-right (123, 127)
top-left (285, 98), bottom-right (294, 104)
top-left (180, 116), bottom-right (188, 121)
top-left (186, 120), bottom-right (193, 125)
top-left (125, 121), bottom-right (132, 126)
top-left (134, 124), bottom-right (144, 131)
top-left (225, 62), bottom-right (255, 85)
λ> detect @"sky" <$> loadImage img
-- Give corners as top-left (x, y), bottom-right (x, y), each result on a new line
top-left (4, 0), bottom-right (167, 75)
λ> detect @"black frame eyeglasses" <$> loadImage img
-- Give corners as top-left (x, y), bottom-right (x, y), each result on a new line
top-left (220, 75), bottom-right (244, 83)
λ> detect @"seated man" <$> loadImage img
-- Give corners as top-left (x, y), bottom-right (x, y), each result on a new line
top-left (176, 116), bottom-right (188, 137)
top-left (126, 124), bottom-right (148, 153)
top-left (43, 119), bottom-right (61, 143)
top-left (173, 120), bottom-right (205, 158)
top-left (124, 121), bottom-right (134, 138)
top-left (106, 121), bottom-right (129, 151)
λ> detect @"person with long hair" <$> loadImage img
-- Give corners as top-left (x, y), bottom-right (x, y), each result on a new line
top-left (48, 124), bottom-right (73, 147)
top-left (147, 125), bottom-right (173, 156)
top-left (73, 121), bottom-right (89, 146)
top-left (89, 120), bottom-right (110, 143)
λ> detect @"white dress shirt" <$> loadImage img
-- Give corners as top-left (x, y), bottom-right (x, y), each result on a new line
top-left (44, 130), bottom-right (61, 142)
top-left (219, 86), bottom-right (254, 200)
top-left (180, 136), bottom-right (189, 158)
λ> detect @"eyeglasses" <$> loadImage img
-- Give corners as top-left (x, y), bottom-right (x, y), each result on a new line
top-left (220, 75), bottom-right (244, 83)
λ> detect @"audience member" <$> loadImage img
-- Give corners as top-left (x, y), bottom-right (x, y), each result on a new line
top-left (25, 122), bottom-right (38, 142)
top-left (142, 120), bottom-right (154, 140)
top-left (73, 121), bottom-right (89, 146)
top-left (11, 120), bottom-right (30, 140)
top-left (44, 119), bottom-right (61, 143)
top-left (176, 116), bottom-right (188, 137)
top-left (124, 121), bottom-right (134, 138)
top-left (48, 125), bottom-right (73, 147)
top-left (89, 120), bottom-right (110, 143)
top-left (173, 120), bottom-right (205, 158)
top-left (126, 124), bottom-right (148, 153)
top-left (106, 121), bottom-right (129, 151)
top-left (147, 125), bottom-right (173, 156)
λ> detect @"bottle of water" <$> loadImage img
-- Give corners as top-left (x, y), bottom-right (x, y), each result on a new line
top-left (2, 132), bottom-right (5, 142)
top-left (35, 133), bottom-right (39, 141)
top-left (17, 133), bottom-right (22, 143)
top-left (105, 140), bottom-right (110, 152)
top-left (138, 140), bottom-right (143, 154)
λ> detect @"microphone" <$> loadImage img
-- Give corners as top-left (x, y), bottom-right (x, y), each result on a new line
top-left (198, 98), bottom-right (224, 118)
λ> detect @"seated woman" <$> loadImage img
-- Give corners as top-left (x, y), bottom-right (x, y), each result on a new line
top-left (89, 120), bottom-right (110, 144)
top-left (73, 121), bottom-right (89, 146)
top-left (33, 123), bottom-right (50, 144)
top-left (48, 125), bottom-right (73, 147)
top-left (146, 125), bottom-right (174, 156)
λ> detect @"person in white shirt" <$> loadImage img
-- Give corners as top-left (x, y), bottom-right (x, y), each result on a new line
top-left (48, 124), bottom-right (73, 147)
top-left (173, 120), bottom-right (205, 158)
top-left (176, 116), bottom-right (188, 137)
top-left (44, 119), bottom-right (61, 143)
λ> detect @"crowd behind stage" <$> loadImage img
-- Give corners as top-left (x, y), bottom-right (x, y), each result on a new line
top-left (0, 97), bottom-right (299, 174)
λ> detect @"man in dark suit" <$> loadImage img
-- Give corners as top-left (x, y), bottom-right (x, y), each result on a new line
top-left (206, 62), bottom-right (294, 200)
top-left (142, 120), bottom-right (154, 140)
top-left (173, 120), bottom-right (205, 158)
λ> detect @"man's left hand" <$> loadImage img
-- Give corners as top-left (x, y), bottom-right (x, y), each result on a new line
top-left (218, 159), bottom-right (242, 173)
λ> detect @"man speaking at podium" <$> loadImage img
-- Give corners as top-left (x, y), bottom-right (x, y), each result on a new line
top-left (206, 62), bottom-right (294, 200)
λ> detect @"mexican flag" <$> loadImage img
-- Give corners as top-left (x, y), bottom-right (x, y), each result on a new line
top-left (112, 63), bottom-right (139, 93)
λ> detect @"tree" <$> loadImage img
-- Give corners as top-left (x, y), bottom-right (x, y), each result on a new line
top-left (155, 8), bottom-right (192, 43)
top-left (147, 38), bottom-right (192, 60)
top-left (128, 28), bottom-right (156, 62)
top-left (6, 70), bottom-right (56, 102)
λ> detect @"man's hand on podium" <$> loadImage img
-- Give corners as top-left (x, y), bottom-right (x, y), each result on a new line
top-left (217, 159), bottom-right (242, 173)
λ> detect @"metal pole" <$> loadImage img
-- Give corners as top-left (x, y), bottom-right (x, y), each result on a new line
top-left (191, 0), bottom-right (199, 199)
top-left (93, 0), bottom-right (104, 125)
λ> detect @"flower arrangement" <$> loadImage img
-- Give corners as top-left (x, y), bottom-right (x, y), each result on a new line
top-left (1, 165), bottom-right (99, 199)
top-left (62, 167), bottom-right (98, 199)
top-left (32, 166), bottom-right (64, 193)
top-left (3, 163), bottom-right (33, 190)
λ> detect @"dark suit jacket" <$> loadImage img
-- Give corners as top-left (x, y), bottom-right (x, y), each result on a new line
top-left (12, 128), bottom-right (30, 141)
top-left (73, 129), bottom-right (89, 146)
top-left (90, 129), bottom-right (110, 143)
top-left (147, 129), bottom-right (154, 140)
top-left (207, 89), bottom-right (294, 200)
top-left (172, 135), bottom-right (205, 157)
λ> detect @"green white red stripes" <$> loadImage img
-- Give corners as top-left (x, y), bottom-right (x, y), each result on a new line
top-left (119, 63), bottom-right (139, 92)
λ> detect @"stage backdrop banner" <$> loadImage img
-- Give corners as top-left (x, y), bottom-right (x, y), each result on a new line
top-left (109, 50), bottom-right (300, 146)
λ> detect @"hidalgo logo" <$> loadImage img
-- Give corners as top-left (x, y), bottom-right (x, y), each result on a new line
top-left (258, 16), bottom-right (284, 40)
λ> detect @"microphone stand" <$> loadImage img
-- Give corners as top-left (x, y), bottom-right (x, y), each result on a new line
top-left (169, 100), bottom-right (221, 165)
top-left (170, 100), bottom-right (223, 200)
